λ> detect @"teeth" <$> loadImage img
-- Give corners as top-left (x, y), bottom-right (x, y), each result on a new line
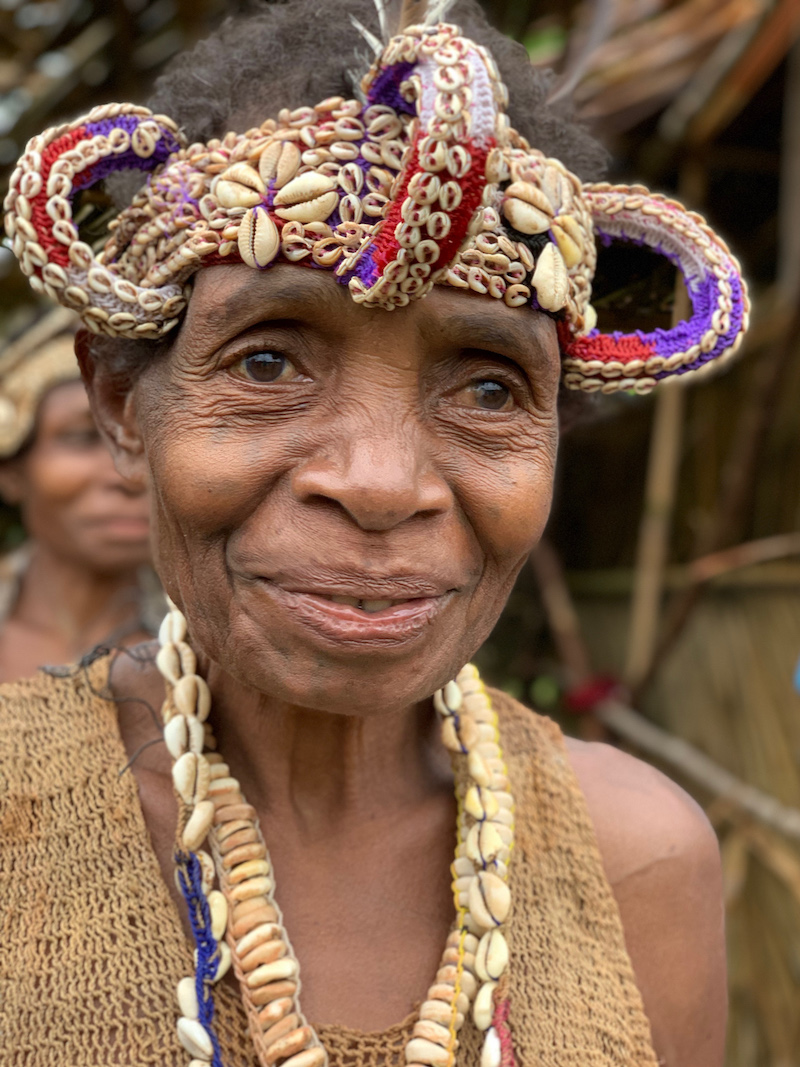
top-left (361, 599), bottom-right (394, 613)
top-left (326, 595), bottom-right (396, 612)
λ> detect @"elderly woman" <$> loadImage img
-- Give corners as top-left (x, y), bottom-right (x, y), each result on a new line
top-left (0, 2), bottom-right (747, 1065)
top-left (0, 309), bottom-right (160, 680)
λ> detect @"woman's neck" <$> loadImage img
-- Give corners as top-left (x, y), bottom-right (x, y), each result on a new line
top-left (205, 661), bottom-right (454, 837)
top-left (10, 541), bottom-right (144, 654)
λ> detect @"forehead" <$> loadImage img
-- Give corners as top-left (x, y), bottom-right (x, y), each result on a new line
top-left (181, 264), bottom-right (559, 357)
top-left (38, 380), bottom-right (91, 425)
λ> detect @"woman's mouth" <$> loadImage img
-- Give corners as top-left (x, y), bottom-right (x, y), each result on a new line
top-left (324, 594), bottom-right (406, 613)
top-left (253, 581), bottom-right (453, 647)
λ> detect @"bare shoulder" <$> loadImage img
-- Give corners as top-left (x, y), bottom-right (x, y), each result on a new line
top-left (563, 736), bottom-right (719, 886)
top-left (564, 737), bottom-right (727, 1067)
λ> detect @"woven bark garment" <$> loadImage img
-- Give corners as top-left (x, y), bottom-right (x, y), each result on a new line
top-left (0, 658), bottom-right (658, 1066)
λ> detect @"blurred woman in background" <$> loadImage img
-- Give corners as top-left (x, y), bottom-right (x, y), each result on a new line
top-left (0, 307), bottom-right (162, 682)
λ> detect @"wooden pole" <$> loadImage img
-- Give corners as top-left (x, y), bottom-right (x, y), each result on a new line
top-left (623, 375), bottom-right (686, 686)
top-left (624, 161), bottom-right (703, 689)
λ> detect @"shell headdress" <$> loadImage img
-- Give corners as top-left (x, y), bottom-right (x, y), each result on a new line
top-left (3, 10), bottom-right (749, 395)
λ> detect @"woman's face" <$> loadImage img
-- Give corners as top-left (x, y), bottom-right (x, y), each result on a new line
top-left (1, 380), bottom-right (151, 574)
top-left (118, 264), bottom-right (561, 713)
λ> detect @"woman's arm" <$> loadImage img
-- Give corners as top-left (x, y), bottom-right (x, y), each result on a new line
top-left (566, 737), bottom-right (727, 1067)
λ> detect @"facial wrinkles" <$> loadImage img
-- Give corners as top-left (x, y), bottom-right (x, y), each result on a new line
top-left (134, 269), bottom-right (561, 710)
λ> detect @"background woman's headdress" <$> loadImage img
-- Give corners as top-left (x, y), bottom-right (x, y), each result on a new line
top-left (0, 307), bottom-right (79, 458)
top-left (3, 4), bottom-right (748, 394)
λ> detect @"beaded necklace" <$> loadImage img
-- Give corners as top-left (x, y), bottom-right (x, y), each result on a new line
top-left (155, 600), bottom-right (515, 1067)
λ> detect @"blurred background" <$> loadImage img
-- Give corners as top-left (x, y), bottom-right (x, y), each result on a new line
top-left (1, 0), bottom-right (799, 1062)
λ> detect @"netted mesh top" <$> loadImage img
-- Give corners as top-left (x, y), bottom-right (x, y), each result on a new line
top-left (0, 656), bottom-right (659, 1066)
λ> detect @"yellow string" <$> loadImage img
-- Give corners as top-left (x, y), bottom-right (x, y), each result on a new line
top-left (447, 780), bottom-right (468, 1066)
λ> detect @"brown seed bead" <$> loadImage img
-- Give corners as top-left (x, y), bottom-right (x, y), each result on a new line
top-left (236, 922), bottom-right (282, 958)
top-left (229, 859), bottom-right (270, 885)
top-left (230, 875), bottom-right (272, 903)
top-left (221, 842), bottom-right (267, 868)
top-left (210, 791), bottom-right (243, 811)
top-left (216, 819), bottom-right (253, 844)
top-left (261, 1012), bottom-right (299, 1044)
top-left (250, 979), bottom-right (298, 1007)
top-left (257, 997), bottom-right (294, 1029)
top-left (231, 904), bottom-right (279, 940)
top-left (219, 827), bottom-right (260, 854)
top-left (213, 803), bottom-right (257, 825)
top-left (232, 896), bottom-right (272, 921)
top-left (239, 938), bottom-right (286, 973)
top-left (265, 1026), bottom-right (312, 1065)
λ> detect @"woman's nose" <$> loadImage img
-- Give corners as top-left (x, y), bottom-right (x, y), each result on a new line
top-left (290, 421), bottom-right (453, 532)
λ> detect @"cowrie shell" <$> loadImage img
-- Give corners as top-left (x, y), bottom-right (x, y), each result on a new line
top-left (468, 871), bottom-right (511, 929)
top-left (551, 215), bottom-right (584, 269)
top-left (174, 673), bottom-right (212, 722)
top-left (504, 180), bottom-right (554, 217)
top-left (274, 172), bottom-right (336, 206)
top-left (532, 242), bottom-right (569, 312)
top-left (172, 752), bottom-right (198, 804)
top-left (481, 1026), bottom-right (502, 1067)
top-left (220, 162), bottom-right (266, 195)
top-left (465, 785), bottom-right (499, 821)
top-left (164, 714), bottom-right (188, 759)
top-left (159, 610), bottom-right (187, 645)
top-left (466, 821), bottom-right (505, 867)
top-left (156, 642), bottom-right (180, 684)
top-left (207, 889), bottom-right (228, 941)
top-left (212, 941), bottom-right (232, 982)
top-left (216, 180), bottom-right (263, 210)
top-left (177, 976), bottom-right (199, 1019)
top-left (473, 980), bottom-right (497, 1031)
top-left (475, 929), bottom-right (509, 982)
top-left (503, 197), bottom-right (550, 235)
top-left (258, 141), bottom-right (301, 188)
top-left (274, 191), bottom-right (338, 224)
top-left (182, 800), bottom-right (215, 852)
top-left (468, 750), bottom-right (492, 787)
top-left (238, 208), bottom-right (280, 269)
top-left (177, 1017), bottom-right (213, 1059)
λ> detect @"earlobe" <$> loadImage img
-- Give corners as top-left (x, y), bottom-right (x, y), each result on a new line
top-left (76, 329), bottom-right (147, 487)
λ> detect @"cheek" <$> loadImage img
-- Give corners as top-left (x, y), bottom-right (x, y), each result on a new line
top-left (462, 429), bottom-right (558, 575)
top-left (24, 452), bottom-right (96, 513)
top-left (144, 408), bottom-right (284, 585)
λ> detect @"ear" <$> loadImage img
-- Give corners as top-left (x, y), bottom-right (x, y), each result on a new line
top-left (76, 329), bottom-right (147, 489)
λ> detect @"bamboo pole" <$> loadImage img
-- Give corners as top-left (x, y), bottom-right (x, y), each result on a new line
top-left (623, 377), bottom-right (686, 686)
top-left (623, 157), bottom-right (709, 689)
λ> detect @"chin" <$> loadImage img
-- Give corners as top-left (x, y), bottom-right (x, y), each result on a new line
top-left (198, 605), bottom-right (476, 717)
top-left (80, 540), bottom-right (152, 575)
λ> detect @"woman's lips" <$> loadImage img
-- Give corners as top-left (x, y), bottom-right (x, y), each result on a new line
top-left (258, 581), bottom-right (451, 645)
top-left (83, 515), bottom-right (151, 539)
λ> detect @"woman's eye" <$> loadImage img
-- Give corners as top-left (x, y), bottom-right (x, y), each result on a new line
top-left (55, 428), bottom-right (101, 448)
top-left (458, 379), bottom-right (514, 411)
top-left (231, 351), bottom-right (300, 384)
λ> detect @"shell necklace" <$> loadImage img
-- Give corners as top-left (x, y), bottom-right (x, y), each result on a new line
top-left (155, 599), bottom-right (515, 1067)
